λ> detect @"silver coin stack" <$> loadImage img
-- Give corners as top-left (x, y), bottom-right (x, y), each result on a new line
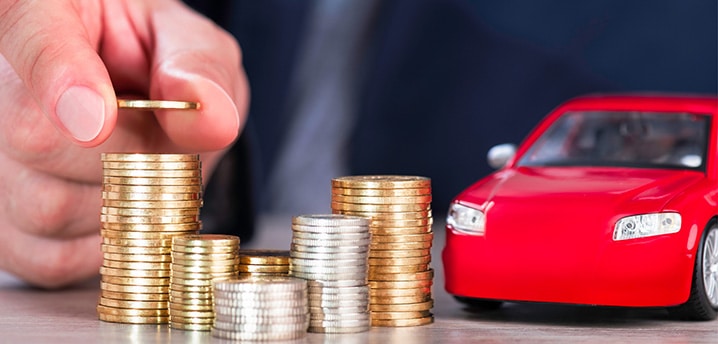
top-left (289, 214), bottom-right (372, 333)
top-left (211, 276), bottom-right (309, 341)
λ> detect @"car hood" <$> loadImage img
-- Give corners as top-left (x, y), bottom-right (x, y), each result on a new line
top-left (459, 166), bottom-right (703, 215)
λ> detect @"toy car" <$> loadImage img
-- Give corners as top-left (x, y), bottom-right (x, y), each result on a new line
top-left (442, 94), bottom-right (718, 320)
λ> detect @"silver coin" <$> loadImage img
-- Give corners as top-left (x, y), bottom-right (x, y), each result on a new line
top-left (213, 275), bottom-right (307, 293)
top-left (309, 318), bottom-right (370, 328)
top-left (307, 325), bottom-right (370, 334)
top-left (308, 293), bottom-right (369, 303)
top-left (308, 285), bottom-right (369, 295)
top-left (290, 250), bottom-right (368, 261)
top-left (309, 311), bottom-right (370, 321)
top-left (309, 305), bottom-right (369, 314)
top-left (290, 264), bottom-right (367, 274)
top-left (307, 279), bottom-right (368, 288)
top-left (214, 306), bottom-right (308, 318)
top-left (291, 224), bottom-right (369, 234)
top-left (291, 231), bottom-right (370, 241)
top-left (214, 299), bottom-right (308, 311)
top-left (291, 237), bottom-right (372, 247)
top-left (211, 327), bottom-right (307, 341)
top-left (290, 243), bottom-right (368, 254)
top-left (290, 271), bottom-right (367, 282)
top-left (213, 290), bottom-right (306, 302)
top-left (292, 214), bottom-right (369, 227)
top-left (212, 320), bottom-right (308, 333)
top-left (214, 313), bottom-right (308, 325)
top-left (290, 258), bottom-right (367, 268)
top-left (308, 298), bottom-right (369, 308)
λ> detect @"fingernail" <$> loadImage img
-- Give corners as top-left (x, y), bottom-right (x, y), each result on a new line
top-left (56, 86), bottom-right (105, 142)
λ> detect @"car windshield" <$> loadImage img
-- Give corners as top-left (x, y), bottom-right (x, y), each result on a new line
top-left (518, 111), bottom-right (710, 170)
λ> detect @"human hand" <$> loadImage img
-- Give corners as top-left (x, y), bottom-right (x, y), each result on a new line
top-left (0, 0), bottom-right (249, 288)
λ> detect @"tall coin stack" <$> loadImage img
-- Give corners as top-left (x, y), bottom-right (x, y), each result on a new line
top-left (98, 153), bottom-right (203, 324)
top-left (212, 276), bottom-right (309, 341)
top-left (331, 175), bottom-right (434, 327)
top-left (289, 215), bottom-right (372, 333)
top-left (169, 234), bottom-right (240, 330)
top-left (238, 249), bottom-right (290, 276)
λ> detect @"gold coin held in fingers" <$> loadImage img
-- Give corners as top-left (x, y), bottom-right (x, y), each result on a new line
top-left (117, 99), bottom-right (200, 110)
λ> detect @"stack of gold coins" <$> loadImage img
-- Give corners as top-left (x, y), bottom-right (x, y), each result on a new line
top-left (331, 175), bottom-right (434, 327)
top-left (169, 234), bottom-right (240, 331)
top-left (238, 249), bottom-right (290, 276)
top-left (289, 214), bottom-right (372, 334)
top-left (212, 276), bottom-right (309, 341)
top-left (98, 153), bottom-right (203, 324)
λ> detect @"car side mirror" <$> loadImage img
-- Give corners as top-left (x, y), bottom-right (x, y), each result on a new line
top-left (487, 143), bottom-right (517, 169)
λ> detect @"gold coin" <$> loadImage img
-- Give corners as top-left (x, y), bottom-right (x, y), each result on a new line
top-left (101, 214), bottom-right (200, 225)
top-left (370, 310), bottom-right (432, 320)
top-left (369, 226), bottom-right (433, 235)
top-left (102, 184), bottom-right (203, 194)
top-left (167, 308), bottom-right (215, 318)
top-left (171, 270), bottom-right (236, 280)
top-left (169, 322), bottom-right (213, 331)
top-left (117, 99), bottom-right (200, 110)
top-left (101, 244), bottom-right (171, 255)
top-left (368, 269), bottom-right (434, 282)
top-left (102, 222), bottom-right (202, 231)
top-left (102, 252), bottom-right (172, 263)
top-left (331, 175), bottom-right (430, 189)
top-left (102, 206), bottom-right (200, 217)
top-left (337, 209), bottom-right (432, 220)
top-left (97, 304), bottom-right (169, 317)
top-left (370, 264), bottom-right (430, 274)
top-left (101, 191), bottom-right (201, 201)
top-left (238, 249), bottom-right (290, 265)
top-left (103, 175), bottom-right (201, 183)
top-left (169, 290), bottom-right (212, 299)
top-left (171, 257), bottom-right (239, 267)
top-left (100, 290), bottom-right (170, 301)
top-left (98, 312), bottom-right (169, 324)
top-left (371, 233), bottom-right (433, 244)
top-left (101, 229), bottom-right (198, 239)
top-left (368, 255), bottom-right (431, 266)
top-left (370, 287), bottom-right (432, 297)
top-left (331, 202), bottom-right (430, 213)
top-left (100, 266), bottom-right (171, 278)
top-left (102, 259), bottom-right (171, 270)
top-left (101, 153), bottom-right (199, 162)
top-left (237, 264), bottom-right (289, 273)
top-left (169, 277), bottom-right (222, 287)
top-left (368, 248), bottom-right (431, 259)
top-left (369, 279), bottom-right (433, 290)
top-left (370, 294), bottom-right (433, 304)
top-left (171, 251), bottom-right (238, 261)
top-left (172, 234), bottom-right (240, 247)
top-left (169, 296), bottom-right (214, 306)
top-left (101, 281), bottom-right (169, 294)
top-left (369, 218), bottom-right (434, 228)
top-left (102, 237), bottom-right (173, 247)
top-left (102, 168), bottom-right (202, 179)
top-left (171, 264), bottom-right (238, 274)
top-left (102, 161), bottom-right (201, 170)
top-left (101, 275), bottom-right (170, 286)
top-left (331, 194), bottom-right (432, 205)
top-left (370, 241), bottom-right (432, 251)
top-left (369, 300), bottom-right (434, 312)
top-left (370, 316), bottom-right (433, 327)
top-left (238, 272), bottom-right (290, 278)
top-left (102, 199), bottom-right (204, 209)
top-left (169, 303), bottom-right (215, 312)
top-left (170, 316), bottom-right (215, 325)
top-left (99, 297), bottom-right (169, 310)
top-left (331, 187), bottom-right (431, 197)
top-left (171, 245), bottom-right (238, 255)
top-left (169, 284), bottom-right (213, 293)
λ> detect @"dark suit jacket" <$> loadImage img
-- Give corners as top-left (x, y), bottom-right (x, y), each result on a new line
top-left (187, 0), bottom-right (614, 241)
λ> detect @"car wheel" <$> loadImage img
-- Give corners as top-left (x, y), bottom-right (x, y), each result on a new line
top-left (454, 296), bottom-right (503, 310)
top-left (669, 222), bottom-right (718, 320)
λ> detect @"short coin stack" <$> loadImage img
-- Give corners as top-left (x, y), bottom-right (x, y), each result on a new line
top-left (98, 153), bottom-right (203, 324)
top-left (289, 215), bottom-right (372, 333)
top-left (212, 276), bottom-right (309, 341)
top-left (238, 249), bottom-right (290, 276)
top-left (331, 175), bottom-right (434, 327)
top-left (169, 234), bottom-right (240, 330)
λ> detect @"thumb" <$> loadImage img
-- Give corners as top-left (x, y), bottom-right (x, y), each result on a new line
top-left (0, 1), bottom-right (116, 146)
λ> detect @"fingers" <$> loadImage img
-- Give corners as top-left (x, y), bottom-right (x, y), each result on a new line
top-left (147, 2), bottom-right (249, 151)
top-left (0, 0), bottom-right (116, 146)
top-left (0, 226), bottom-right (102, 289)
top-left (0, 152), bottom-right (102, 239)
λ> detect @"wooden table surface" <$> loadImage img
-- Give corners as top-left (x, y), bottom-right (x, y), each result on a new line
top-left (1, 215), bottom-right (716, 343)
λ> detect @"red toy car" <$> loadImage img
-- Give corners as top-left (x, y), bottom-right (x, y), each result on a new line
top-left (442, 94), bottom-right (718, 320)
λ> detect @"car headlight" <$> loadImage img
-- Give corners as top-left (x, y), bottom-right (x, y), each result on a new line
top-left (447, 203), bottom-right (485, 235)
top-left (613, 212), bottom-right (681, 241)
